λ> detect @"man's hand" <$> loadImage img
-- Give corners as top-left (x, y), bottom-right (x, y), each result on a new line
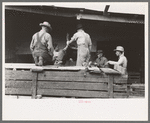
top-left (94, 62), bottom-right (98, 66)
top-left (66, 41), bottom-right (70, 45)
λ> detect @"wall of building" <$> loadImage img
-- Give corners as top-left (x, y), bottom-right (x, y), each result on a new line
top-left (5, 9), bottom-right (144, 74)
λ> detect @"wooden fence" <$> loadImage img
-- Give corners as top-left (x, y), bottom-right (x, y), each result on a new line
top-left (5, 66), bottom-right (129, 99)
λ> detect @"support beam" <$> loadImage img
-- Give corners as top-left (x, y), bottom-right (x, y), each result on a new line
top-left (103, 5), bottom-right (110, 16)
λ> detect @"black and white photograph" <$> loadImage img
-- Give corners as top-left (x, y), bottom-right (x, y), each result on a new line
top-left (2, 2), bottom-right (148, 121)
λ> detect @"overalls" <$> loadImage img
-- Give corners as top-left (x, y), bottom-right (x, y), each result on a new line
top-left (32, 32), bottom-right (53, 65)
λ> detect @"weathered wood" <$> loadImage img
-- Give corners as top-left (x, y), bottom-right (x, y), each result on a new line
top-left (100, 68), bottom-right (121, 75)
top-left (5, 80), bottom-right (32, 88)
top-left (31, 73), bottom-right (38, 99)
top-left (113, 84), bottom-right (127, 92)
top-left (37, 89), bottom-right (109, 98)
top-left (114, 76), bottom-right (128, 84)
top-left (5, 70), bottom-right (32, 80)
top-left (31, 68), bottom-right (43, 72)
top-left (38, 81), bottom-right (108, 91)
top-left (38, 71), bottom-right (108, 83)
top-left (5, 88), bottom-right (32, 95)
top-left (108, 75), bottom-right (114, 98)
top-left (113, 92), bottom-right (128, 98)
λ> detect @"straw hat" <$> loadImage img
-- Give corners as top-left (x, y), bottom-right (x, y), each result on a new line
top-left (114, 46), bottom-right (124, 52)
top-left (39, 21), bottom-right (52, 30)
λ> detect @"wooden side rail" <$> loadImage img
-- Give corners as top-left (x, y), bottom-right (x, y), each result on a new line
top-left (5, 68), bottom-right (128, 99)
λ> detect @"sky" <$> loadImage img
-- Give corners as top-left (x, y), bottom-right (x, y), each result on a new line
top-left (46, 2), bottom-right (146, 15)
top-left (5, 2), bottom-right (147, 15)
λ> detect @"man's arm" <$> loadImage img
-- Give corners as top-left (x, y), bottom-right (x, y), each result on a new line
top-left (47, 34), bottom-right (54, 56)
top-left (67, 33), bottom-right (77, 45)
top-left (106, 57), bottom-right (124, 65)
top-left (30, 35), bottom-right (35, 52)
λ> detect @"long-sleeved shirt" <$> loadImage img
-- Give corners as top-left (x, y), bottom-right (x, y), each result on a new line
top-left (30, 29), bottom-right (54, 56)
top-left (70, 30), bottom-right (92, 49)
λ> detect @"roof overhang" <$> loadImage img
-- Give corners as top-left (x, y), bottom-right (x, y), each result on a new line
top-left (5, 5), bottom-right (144, 24)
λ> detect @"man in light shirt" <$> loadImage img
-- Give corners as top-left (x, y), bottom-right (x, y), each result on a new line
top-left (67, 23), bottom-right (92, 66)
top-left (105, 46), bottom-right (128, 75)
top-left (30, 21), bottom-right (54, 66)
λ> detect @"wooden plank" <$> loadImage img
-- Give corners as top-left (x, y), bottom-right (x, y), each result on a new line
top-left (100, 68), bottom-right (121, 75)
top-left (31, 73), bottom-right (38, 99)
top-left (114, 76), bottom-right (128, 84)
top-left (5, 88), bottom-right (32, 95)
top-left (38, 71), bottom-right (108, 83)
top-left (5, 70), bottom-right (32, 80)
top-left (108, 75), bottom-right (114, 98)
top-left (38, 71), bottom-right (105, 77)
top-left (5, 80), bottom-right (32, 88)
top-left (113, 84), bottom-right (127, 92)
top-left (113, 92), bottom-right (128, 98)
top-left (129, 91), bottom-right (145, 97)
top-left (37, 89), bottom-right (109, 98)
top-left (38, 81), bottom-right (108, 91)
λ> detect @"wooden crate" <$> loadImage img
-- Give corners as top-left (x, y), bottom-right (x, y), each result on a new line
top-left (5, 65), bottom-right (129, 98)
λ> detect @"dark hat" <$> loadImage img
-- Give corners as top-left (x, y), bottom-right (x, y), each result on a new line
top-left (97, 50), bottom-right (103, 54)
top-left (76, 23), bottom-right (83, 30)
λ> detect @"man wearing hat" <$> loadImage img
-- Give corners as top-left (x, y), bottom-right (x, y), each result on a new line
top-left (93, 50), bottom-right (108, 68)
top-left (105, 46), bottom-right (128, 75)
top-left (30, 21), bottom-right (54, 66)
top-left (66, 23), bottom-right (92, 66)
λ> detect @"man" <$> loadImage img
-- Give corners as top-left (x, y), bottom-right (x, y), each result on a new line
top-left (105, 46), bottom-right (128, 75)
top-left (94, 50), bottom-right (108, 68)
top-left (54, 44), bottom-right (77, 66)
top-left (67, 23), bottom-right (92, 66)
top-left (30, 21), bottom-right (54, 66)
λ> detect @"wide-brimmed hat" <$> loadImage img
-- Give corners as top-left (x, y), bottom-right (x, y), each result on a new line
top-left (39, 21), bottom-right (52, 30)
top-left (76, 23), bottom-right (83, 30)
top-left (114, 46), bottom-right (124, 52)
top-left (97, 50), bottom-right (103, 54)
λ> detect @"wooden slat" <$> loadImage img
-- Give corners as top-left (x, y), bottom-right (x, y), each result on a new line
top-left (114, 76), bottom-right (128, 84)
top-left (113, 84), bottom-right (127, 92)
top-left (129, 91), bottom-right (145, 97)
top-left (100, 68), bottom-right (121, 75)
top-left (113, 92), bottom-right (128, 98)
top-left (5, 70), bottom-right (32, 80)
top-left (38, 71), bottom-right (105, 77)
top-left (31, 73), bottom-right (38, 99)
top-left (38, 71), bottom-right (108, 83)
top-left (108, 75), bottom-right (114, 98)
top-left (5, 88), bottom-right (32, 95)
top-left (37, 89), bottom-right (109, 98)
top-left (5, 80), bottom-right (32, 88)
top-left (38, 81), bottom-right (108, 91)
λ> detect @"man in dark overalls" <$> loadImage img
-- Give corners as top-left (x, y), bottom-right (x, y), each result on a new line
top-left (30, 21), bottom-right (54, 66)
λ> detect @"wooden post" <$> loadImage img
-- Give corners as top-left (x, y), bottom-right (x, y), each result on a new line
top-left (31, 72), bottom-right (38, 99)
top-left (108, 75), bottom-right (114, 98)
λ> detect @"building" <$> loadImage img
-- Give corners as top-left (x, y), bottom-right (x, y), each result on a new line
top-left (5, 5), bottom-right (144, 83)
